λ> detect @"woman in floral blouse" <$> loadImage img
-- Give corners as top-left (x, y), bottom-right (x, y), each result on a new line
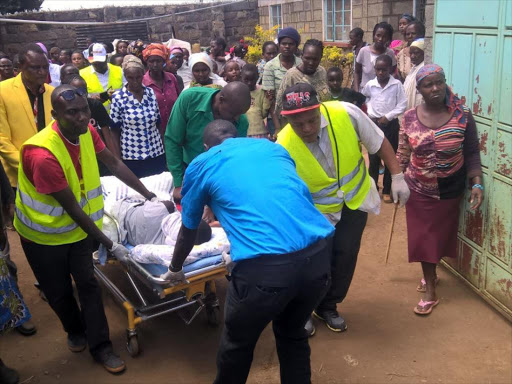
top-left (398, 64), bottom-right (483, 315)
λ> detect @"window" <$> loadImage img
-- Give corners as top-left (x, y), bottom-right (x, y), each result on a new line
top-left (324, 0), bottom-right (351, 42)
top-left (270, 4), bottom-right (282, 32)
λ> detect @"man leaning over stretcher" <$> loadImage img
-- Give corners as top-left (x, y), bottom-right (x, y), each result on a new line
top-left (14, 85), bottom-right (159, 374)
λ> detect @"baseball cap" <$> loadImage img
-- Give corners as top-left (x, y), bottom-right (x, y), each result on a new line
top-left (91, 43), bottom-right (107, 62)
top-left (281, 83), bottom-right (321, 115)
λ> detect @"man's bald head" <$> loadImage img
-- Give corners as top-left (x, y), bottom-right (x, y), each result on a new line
top-left (216, 81), bottom-right (251, 122)
top-left (203, 119), bottom-right (237, 149)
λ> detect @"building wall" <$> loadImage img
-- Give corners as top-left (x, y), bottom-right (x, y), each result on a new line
top-left (0, 0), bottom-right (259, 55)
top-left (258, 0), bottom-right (414, 43)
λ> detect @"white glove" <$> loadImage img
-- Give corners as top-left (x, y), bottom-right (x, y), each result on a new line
top-left (391, 172), bottom-right (410, 207)
top-left (150, 196), bottom-right (160, 203)
top-left (110, 242), bottom-right (130, 262)
top-left (160, 268), bottom-right (188, 286)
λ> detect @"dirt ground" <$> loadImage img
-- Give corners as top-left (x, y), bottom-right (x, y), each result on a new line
top-left (1, 202), bottom-right (511, 384)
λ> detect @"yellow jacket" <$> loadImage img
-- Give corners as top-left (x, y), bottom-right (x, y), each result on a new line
top-left (0, 74), bottom-right (54, 186)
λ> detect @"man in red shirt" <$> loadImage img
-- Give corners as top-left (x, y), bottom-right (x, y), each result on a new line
top-left (15, 85), bottom-right (158, 374)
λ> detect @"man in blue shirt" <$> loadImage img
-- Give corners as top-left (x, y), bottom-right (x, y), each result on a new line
top-left (161, 120), bottom-right (334, 384)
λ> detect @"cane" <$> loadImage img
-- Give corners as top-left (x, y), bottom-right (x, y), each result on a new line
top-left (384, 203), bottom-right (399, 264)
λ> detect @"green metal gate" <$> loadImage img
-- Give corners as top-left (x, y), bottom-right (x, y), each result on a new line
top-left (433, 0), bottom-right (512, 320)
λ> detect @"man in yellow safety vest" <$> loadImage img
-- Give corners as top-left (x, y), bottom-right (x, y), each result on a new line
top-left (80, 43), bottom-right (123, 110)
top-left (277, 83), bottom-right (410, 335)
top-left (14, 84), bottom-right (157, 374)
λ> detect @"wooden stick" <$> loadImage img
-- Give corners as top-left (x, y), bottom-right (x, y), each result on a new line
top-left (384, 204), bottom-right (399, 264)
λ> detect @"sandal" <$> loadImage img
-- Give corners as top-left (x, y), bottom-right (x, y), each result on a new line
top-left (417, 277), bottom-right (440, 292)
top-left (414, 299), bottom-right (439, 315)
top-left (382, 194), bottom-right (393, 203)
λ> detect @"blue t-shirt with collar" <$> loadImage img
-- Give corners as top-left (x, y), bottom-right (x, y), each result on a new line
top-left (180, 138), bottom-right (334, 261)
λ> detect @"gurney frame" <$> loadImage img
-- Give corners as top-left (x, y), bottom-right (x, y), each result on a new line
top-left (93, 214), bottom-right (227, 357)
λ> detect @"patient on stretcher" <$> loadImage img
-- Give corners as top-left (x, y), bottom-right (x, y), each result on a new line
top-left (107, 198), bottom-right (228, 267)
top-left (116, 199), bottom-right (211, 247)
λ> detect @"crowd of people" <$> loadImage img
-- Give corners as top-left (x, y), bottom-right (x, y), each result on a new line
top-left (0, 12), bottom-right (483, 384)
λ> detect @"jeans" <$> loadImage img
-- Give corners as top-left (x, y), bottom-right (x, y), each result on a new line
top-left (21, 237), bottom-right (112, 357)
top-left (214, 238), bottom-right (332, 384)
top-left (317, 205), bottom-right (368, 312)
top-left (368, 118), bottom-right (399, 195)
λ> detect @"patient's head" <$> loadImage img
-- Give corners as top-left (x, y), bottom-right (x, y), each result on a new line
top-left (195, 220), bottom-right (212, 245)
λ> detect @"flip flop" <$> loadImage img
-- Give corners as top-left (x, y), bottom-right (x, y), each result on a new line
top-left (414, 299), bottom-right (439, 315)
top-left (416, 277), bottom-right (441, 293)
top-left (417, 277), bottom-right (440, 292)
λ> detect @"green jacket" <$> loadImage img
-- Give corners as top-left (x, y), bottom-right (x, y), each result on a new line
top-left (164, 87), bottom-right (248, 187)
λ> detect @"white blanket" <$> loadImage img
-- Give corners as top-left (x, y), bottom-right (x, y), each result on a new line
top-left (130, 227), bottom-right (230, 266)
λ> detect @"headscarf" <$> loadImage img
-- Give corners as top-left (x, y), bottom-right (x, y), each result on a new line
top-left (416, 64), bottom-right (466, 125)
top-left (36, 42), bottom-right (48, 56)
top-left (169, 46), bottom-right (184, 55)
top-left (410, 38), bottom-right (425, 51)
top-left (142, 43), bottom-right (169, 62)
top-left (127, 40), bottom-right (146, 59)
top-left (122, 54), bottom-right (144, 72)
top-left (189, 52), bottom-right (213, 73)
top-left (277, 27), bottom-right (301, 46)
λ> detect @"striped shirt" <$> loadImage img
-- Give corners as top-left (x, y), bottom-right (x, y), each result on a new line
top-left (261, 54), bottom-right (302, 92)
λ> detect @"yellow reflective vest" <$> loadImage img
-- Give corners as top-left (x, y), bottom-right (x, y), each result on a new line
top-left (79, 64), bottom-right (123, 109)
top-left (277, 101), bottom-right (370, 213)
top-left (14, 123), bottom-right (104, 245)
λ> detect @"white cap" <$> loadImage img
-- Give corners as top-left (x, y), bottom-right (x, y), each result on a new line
top-left (91, 43), bottom-right (107, 63)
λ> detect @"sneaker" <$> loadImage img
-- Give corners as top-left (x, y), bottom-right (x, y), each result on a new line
top-left (67, 333), bottom-right (87, 353)
top-left (313, 309), bottom-right (347, 332)
top-left (15, 320), bottom-right (37, 336)
top-left (304, 316), bottom-right (315, 337)
top-left (94, 349), bottom-right (126, 374)
top-left (0, 359), bottom-right (19, 384)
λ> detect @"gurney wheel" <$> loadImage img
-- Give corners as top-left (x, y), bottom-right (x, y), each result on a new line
top-left (206, 305), bottom-right (220, 326)
top-left (126, 335), bottom-right (140, 357)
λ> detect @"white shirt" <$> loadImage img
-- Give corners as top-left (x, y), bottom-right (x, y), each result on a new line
top-left (48, 63), bottom-right (61, 87)
top-left (91, 65), bottom-right (126, 91)
top-left (362, 76), bottom-right (407, 121)
top-left (305, 102), bottom-right (383, 225)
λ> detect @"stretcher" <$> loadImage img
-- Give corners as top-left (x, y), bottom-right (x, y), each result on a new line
top-left (93, 174), bottom-right (228, 357)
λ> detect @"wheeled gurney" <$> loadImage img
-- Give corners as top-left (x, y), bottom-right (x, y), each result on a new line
top-left (93, 173), bottom-right (228, 357)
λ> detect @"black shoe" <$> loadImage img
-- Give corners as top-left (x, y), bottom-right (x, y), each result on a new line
top-left (313, 309), bottom-right (347, 332)
top-left (304, 316), bottom-right (316, 337)
top-left (67, 333), bottom-right (87, 353)
top-left (94, 349), bottom-right (126, 374)
top-left (0, 359), bottom-right (19, 384)
top-left (15, 320), bottom-right (37, 336)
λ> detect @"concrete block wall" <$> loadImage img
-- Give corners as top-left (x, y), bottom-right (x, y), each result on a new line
top-left (0, 0), bottom-right (259, 55)
top-left (258, 0), bottom-right (415, 43)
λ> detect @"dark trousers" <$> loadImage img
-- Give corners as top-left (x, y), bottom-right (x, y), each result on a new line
top-left (21, 237), bottom-right (111, 357)
top-left (317, 205), bottom-right (368, 312)
top-left (368, 118), bottom-right (399, 195)
top-left (214, 238), bottom-right (332, 384)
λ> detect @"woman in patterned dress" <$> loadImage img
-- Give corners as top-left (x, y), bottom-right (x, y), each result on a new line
top-left (1, 162), bottom-right (31, 384)
top-left (398, 64), bottom-right (483, 315)
top-left (110, 55), bottom-right (166, 178)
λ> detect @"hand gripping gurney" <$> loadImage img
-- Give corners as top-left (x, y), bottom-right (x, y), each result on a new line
top-left (93, 172), bottom-right (228, 357)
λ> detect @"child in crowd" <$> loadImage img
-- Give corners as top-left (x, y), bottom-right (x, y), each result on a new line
top-left (229, 42), bottom-right (247, 68)
top-left (257, 41), bottom-right (278, 84)
top-left (110, 54), bottom-right (124, 67)
top-left (241, 64), bottom-right (271, 138)
top-left (224, 60), bottom-right (241, 83)
top-left (362, 55), bottom-right (407, 202)
top-left (71, 50), bottom-right (89, 69)
top-left (327, 67), bottom-right (366, 109)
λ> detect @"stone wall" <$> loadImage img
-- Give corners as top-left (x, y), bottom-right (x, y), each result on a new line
top-left (258, 0), bottom-right (415, 43)
top-left (423, 0), bottom-right (434, 64)
top-left (0, 0), bottom-right (259, 55)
